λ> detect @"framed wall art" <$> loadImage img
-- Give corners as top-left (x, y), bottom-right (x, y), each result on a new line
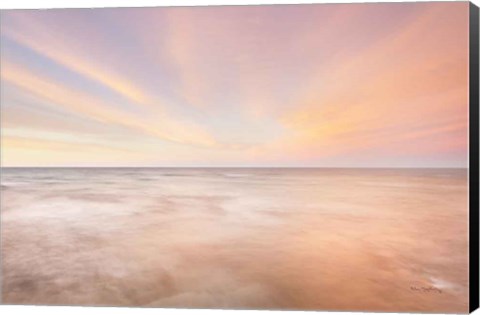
top-left (1, 1), bottom-right (479, 313)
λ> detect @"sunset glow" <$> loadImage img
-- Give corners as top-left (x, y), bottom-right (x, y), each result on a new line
top-left (0, 2), bottom-right (469, 167)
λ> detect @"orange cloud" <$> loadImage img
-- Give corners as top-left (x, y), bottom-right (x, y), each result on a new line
top-left (271, 3), bottom-right (468, 164)
top-left (1, 61), bottom-right (217, 149)
top-left (0, 3), bottom-right (470, 167)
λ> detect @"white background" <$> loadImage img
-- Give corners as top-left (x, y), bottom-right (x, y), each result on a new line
top-left (0, 0), bottom-right (479, 315)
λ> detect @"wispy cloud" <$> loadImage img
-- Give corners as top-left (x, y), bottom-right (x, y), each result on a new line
top-left (0, 2), bottom-right (469, 167)
top-left (1, 13), bottom-right (148, 105)
top-left (1, 60), bottom-right (222, 151)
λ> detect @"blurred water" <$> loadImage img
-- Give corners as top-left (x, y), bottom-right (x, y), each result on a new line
top-left (0, 168), bottom-right (469, 312)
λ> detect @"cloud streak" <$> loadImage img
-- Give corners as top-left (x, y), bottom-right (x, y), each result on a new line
top-left (0, 2), bottom-right (470, 167)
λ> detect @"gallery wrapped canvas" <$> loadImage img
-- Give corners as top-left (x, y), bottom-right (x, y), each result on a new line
top-left (0, 1), bottom-right (479, 313)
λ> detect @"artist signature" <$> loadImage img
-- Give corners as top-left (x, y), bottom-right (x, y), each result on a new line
top-left (410, 286), bottom-right (442, 294)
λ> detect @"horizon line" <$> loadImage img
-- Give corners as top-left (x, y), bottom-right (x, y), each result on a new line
top-left (0, 166), bottom-right (469, 169)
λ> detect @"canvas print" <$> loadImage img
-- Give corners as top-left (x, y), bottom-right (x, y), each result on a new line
top-left (0, 1), bottom-right (477, 313)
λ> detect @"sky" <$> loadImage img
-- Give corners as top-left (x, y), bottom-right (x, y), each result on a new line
top-left (0, 2), bottom-right (470, 167)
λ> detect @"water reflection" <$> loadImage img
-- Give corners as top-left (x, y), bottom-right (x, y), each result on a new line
top-left (1, 168), bottom-right (468, 312)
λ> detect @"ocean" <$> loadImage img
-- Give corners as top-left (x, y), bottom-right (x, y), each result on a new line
top-left (0, 167), bottom-right (469, 312)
